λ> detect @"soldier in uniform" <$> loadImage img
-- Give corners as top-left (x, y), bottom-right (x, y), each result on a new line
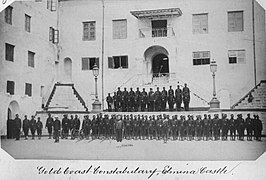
top-left (186, 115), bottom-right (193, 141)
top-left (22, 115), bottom-right (30, 140)
top-left (229, 114), bottom-right (236, 140)
top-left (36, 117), bottom-right (43, 140)
top-left (14, 114), bottom-right (21, 140)
top-left (53, 116), bottom-right (61, 143)
top-left (202, 114), bottom-right (208, 141)
top-left (195, 115), bottom-right (202, 141)
top-left (62, 114), bottom-right (69, 139)
top-left (125, 115), bottom-right (131, 139)
top-left (106, 93), bottom-right (113, 112)
top-left (113, 92), bottom-right (118, 112)
top-left (135, 87), bottom-right (141, 112)
top-left (161, 87), bottom-right (167, 111)
top-left (122, 88), bottom-right (129, 112)
top-left (183, 83), bottom-right (190, 111)
top-left (254, 115), bottom-right (263, 141)
top-left (208, 114), bottom-right (213, 140)
top-left (72, 114), bottom-right (81, 139)
top-left (115, 115), bottom-right (124, 142)
top-left (140, 115), bottom-right (146, 139)
top-left (178, 115), bottom-right (184, 140)
top-left (68, 115), bottom-right (74, 134)
top-left (245, 114), bottom-right (253, 141)
top-left (45, 113), bottom-right (53, 139)
top-left (116, 87), bottom-right (122, 111)
top-left (144, 115), bottom-right (149, 139)
top-left (175, 85), bottom-right (183, 111)
top-left (237, 114), bottom-right (245, 141)
top-left (168, 115), bottom-right (174, 140)
top-left (154, 87), bottom-right (161, 111)
top-left (162, 116), bottom-right (169, 143)
top-left (221, 114), bottom-right (229, 140)
top-left (132, 115), bottom-right (138, 140)
top-left (30, 115), bottom-right (37, 140)
top-left (148, 88), bottom-right (155, 112)
top-left (168, 86), bottom-right (175, 111)
top-left (109, 114), bottom-right (115, 139)
top-left (141, 88), bottom-right (148, 112)
top-left (91, 115), bottom-right (97, 139)
top-left (129, 88), bottom-right (135, 112)
top-left (172, 115), bottom-right (178, 140)
top-left (81, 115), bottom-right (91, 139)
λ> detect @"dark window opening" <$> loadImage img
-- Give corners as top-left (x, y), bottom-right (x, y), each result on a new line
top-left (7, 81), bottom-right (15, 95)
top-left (25, 83), bottom-right (32, 97)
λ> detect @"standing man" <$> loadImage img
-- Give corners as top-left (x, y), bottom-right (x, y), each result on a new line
top-left (162, 116), bottom-right (169, 143)
top-left (129, 88), bottom-right (135, 112)
top-left (221, 114), bottom-right (229, 141)
top-left (183, 83), bottom-right (190, 111)
top-left (168, 86), bottom-right (175, 111)
top-left (229, 114), bottom-right (236, 141)
top-left (117, 87), bottom-right (122, 111)
top-left (36, 117), bottom-right (43, 140)
top-left (148, 88), bottom-right (155, 112)
top-left (254, 115), bottom-right (263, 141)
top-left (175, 85), bottom-right (183, 111)
top-left (122, 88), bottom-right (129, 112)
top-left (53, 116), bottom-right (61, 143)
top-left (141, 88), bottom-right (148, 112)
top-left (113, 92), bottom-right (118, 112)
top-left (30, 115), bottom-right (37, 140)
top-left (22, 115), bottom-right (30, 140)
top-left (106, 93), bottom-right (113, 112)
top-left (62, 114), bottom-right (69, 139)
top-left (45, 113), bottom-right (54, 139)
top-left (115, 115), bottom-right (124, 142)
top-left (14, 114), bottom-right (22, 140)
top-left (161, 87), bottom-right (167, 111)
top-left (154, 87), bottom-right (161, 111)
top-left (135, 87), bottom-right (141, 112)
top-left (245, 114), bottom-right (253, 141)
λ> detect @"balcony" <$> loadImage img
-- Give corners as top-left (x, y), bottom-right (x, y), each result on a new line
top-left (139, 27), bottom-right (175, 38)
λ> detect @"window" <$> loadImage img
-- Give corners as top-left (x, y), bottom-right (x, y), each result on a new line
top-left (228, 11), bottom-right (243, 32)
top-left (5, 6), bottom-right (13, 24)
top-left (25, 14), bottom-right (31, 32)
top-left (5, 43), bottom-right (14, 62)
top-left (193, 51), bottom-right (210, 65)
top-left (81, 57), bottom-right (99, 70)
top-left (108, 56), bottom-right (128, 69)
top-left (28, 51), bottom-right (35, 67)
top-left (25, 83), bottom-right (32, 97)
top-left (193, 13), bottom-right (208, 34)
top-left (113, 19), bottom-right (127, 39)
top-left (47, 0), bottom-right (56, 11)
top-left (228, 50), bottom-right (245, 64)
top-left (7, 81), bottom-right (15, 95)
top-left (83, 21), bottom-right (96, 41)
top-left (152, 20), bottom-right (167, 37)
top-left (49, 27), bottom-right (59, 43)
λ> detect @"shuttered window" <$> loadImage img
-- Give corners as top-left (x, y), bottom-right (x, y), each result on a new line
top-left (28, 51), bottom-right (35, 68)
top-left (228, 50), bottom-right (245, 64)
top-left (7, 81), bottom-right (15, 95)
top-left (5, 6), bottom-right (13, 25)
top-left (228, 11), bottom-right (243, 32)
top-left (193, 51), bottom-right (210, 65)
top-left (113, 19), bottom-right (127, 39)
top-left (108, 56), bottom-right (128, 69)
top-left (25, 14), bottom-right (31, 32)
top-left (83, 21), bottom-right (96, 41)
top-left (192, 13), bottom-right (208, 34)
top-left (5, 43), bottom-right (14, 62)
top-left (82, 57), bottom-right (99, 70)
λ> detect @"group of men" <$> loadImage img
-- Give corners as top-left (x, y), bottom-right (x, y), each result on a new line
top-left (13, 112), bottom-right (263, 143)
top-left (106, 84), bottom-right (191, 112)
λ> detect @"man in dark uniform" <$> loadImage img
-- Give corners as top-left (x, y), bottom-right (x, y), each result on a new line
top-left (162, 116), bottom-right (169, 143)
top-left (132, 115), bottom-right (138, 140)
top-left (202, 114), bottom-right (208, 141)
top-left (128, 88), bottom-right (135, 112)
top-left (237, 114), bottom-right (245, 141)
top-left (115, 115), bottom-right (124, 142)
top-left (208, 114), bottom-right (213, 140)
top-left (36, 117), bottom-right (43, 140)
top-left (161, 87), bottom-right (167, 111)
top-left (22, 115), bottom-right (30, 140)
top-left (106, 93), bottom-right (113, 112)
top-left (125, 115), bottom-right (131, 139)
top-left (72, 114), bottom-right (80, 139)
top-left (183, 83), bottom-right (190, 111)
top-left (186, 115), bottom-right (193, 141)
top-left (175, 85), bottom-right (183, 111)
top-left (140, 115), bottom-right (146, 140)
top-left (116, 87), bottom-right (122, 111)
top-left (195, 115), bottom-right (202, 141)
top-left (62, 114), bottom-right (69, 139)
top-left (144, 115), bottom-right (149, 139)
top-left (109, 114), bottom-right (115, 139)
top-left (14, 114), bottom-right (21, 140)
top-left (68, 115), bottom-right (74, 135)
top-left (212, 114), bottom-right (219, 140)
top-left (91, 115), bottom-right (97, 139)
top-left (53, 116), bottom-right (61, 143)
top-left (30, 115), bottom-right (37, 140)
top-left (168, 86), bottom-right (175, 111)
top-left (221, 114), bottom-right (229, 141)
top-left (45, 113), bottom-right (53, 139)
top-left (254, 115), bottom-right (263, 141)
top-left (168, 115), bottom-right (174, 140)
top-left (245, 114), bottom-right (253, 141)
top-left (122, 88), bottom-right (129, 112)
top-left (172, 115), bottom-right (178, 140)
top-left (229, 114), bottom-right (236, 140)
top-left (148, 88), bottom-right (155, 111)
top-left (113, 92), bottom-right (118, 112)
top-left (82, 115), bottom-right (91, 139)
top-left (154, 87), bottom-right (161, 111)
top-left (135, 88), bottom-right (141, 112)
top-left (141, 88), bottom-right (148, 112)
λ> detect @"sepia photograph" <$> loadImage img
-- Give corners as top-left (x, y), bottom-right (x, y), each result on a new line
top-left (0, 0), bottom-right (266, 163)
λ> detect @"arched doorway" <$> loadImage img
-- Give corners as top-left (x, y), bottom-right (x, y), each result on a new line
top-left (7, 101), bottom-right (20, 139)
top-left (64, 57), bottom-right (72, 82)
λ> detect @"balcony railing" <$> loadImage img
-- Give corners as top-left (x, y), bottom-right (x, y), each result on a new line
top-left (139, 27), bottom-right (175, 38)
top-left (152, 73), bottom-right (176, 84)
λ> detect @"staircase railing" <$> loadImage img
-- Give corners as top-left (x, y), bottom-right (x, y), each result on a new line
top-left (72, 85), bottom-right (88, 111)
top-left (231, 80), bottom-right (265, 109)
top-left (44, 84), bottom-right (57, 110)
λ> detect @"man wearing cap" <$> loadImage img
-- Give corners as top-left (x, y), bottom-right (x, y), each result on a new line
top-left (254, 115), bottom-right (263, 141)
top-left (237, 114), bottom-right (245, 141)
top-left (245, 114), bottom-right (253, 141)
top-left (168, 86), bottom-right (175, 111)
top-left (154, 87), bottom-right (161, 111)
top-left (115, 115), bottom-right (124, 142)
top-left (148, 88), bottom-right (155, 112)
top-left (30, 115), bottom-right (37, 140)
top-left (128, 88), bottom-right (135, 112)
top-left (122, 88), bottom-right (129, 112)
top-left (23, 115), bottom-right (30, 140)
top-left (62, 114), bottom-right (69, 139)
top-left (161, 87), bottom-right (167, 111)
top-left (229, 114), bottom-right (236, 140)
top-left (183, 83), bottom-right (190, 111)
top-left (135, 87), bottom-right (141, 112)
top-left (141, 88), bottom-right (148, 112)
top-left (113, 92), bottom-right (118, 112)
top-left (14, 114), bottom-right (22, 140)
top-left (175, 85), bottom-right (183, 111)
top-left (221, 114), bottom-right (229, 141)
top-left (53, 116), bottom-right (61, 143)
top-left (116, 87), bottom-right (122, 111)
top-left (106, 93), bottom-right (113, 112)
top-left (45, 113), bottom-right (54, 139)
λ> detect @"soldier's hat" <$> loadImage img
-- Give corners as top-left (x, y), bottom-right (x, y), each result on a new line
top-left (247, 113), bottom-right (250, 116)
top-left (231, 114), bottom-right (234, 117)
top-left (204, 114), bottom-right (207, 117)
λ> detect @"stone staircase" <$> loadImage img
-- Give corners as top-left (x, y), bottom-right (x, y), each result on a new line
top-left (232, 80), bottom-right (266, 109)
top-left (44, 83), bottom-right (88, 111)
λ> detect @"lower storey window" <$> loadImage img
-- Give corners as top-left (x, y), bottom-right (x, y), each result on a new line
top-left (108, 55), bottom-right (128, 69)
top-left (7, 81), bottom-right (15, 95)
top-left (25, 83), bottom-right (32, 96)
top-left (228, 50), bottom-right (245, 64)
top-left (193, 51), bottom-right (210, 65)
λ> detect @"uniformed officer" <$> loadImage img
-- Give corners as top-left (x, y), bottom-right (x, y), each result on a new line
top-left (168, 115), bottom-right (174, 140)
top-left (147, 116), bottom-right (153, 139)
top-left (30, 115), bottom-right (37, 140)
top-left (122, 88), bottom-right (129, 112)
top-left (172, 115), bottom-right (178, 140)
top-left (106, 93), bottom-right (113, 112)
top-left (168, 86), bottom-right (175, 111)
top-left (183, 83), bottom-right (190, 111)
top-left (91, 115), bottom-right (97, 139)
top-left (53, 116), bottom-right (61, 143)
top-left (116, 87), bottom-right (122, 111)
top-left (186, 115), bottom-right (193, 141)
top-left (109, 114), bottom-right (115, 139)
top-left (229, 114), bottom-right (236, 140)
top-left (208, 114), bottom-right (213, 140)
top-left (72, 114), bottom-right (80, 139)
top-left (195, 115), bottom-right (202, 141)
top-left (135, 87), bottom-right (141, 112)
top-left (68, 115), bottom-right (74, 134)
top-left (113, 92), bottom-right (118, 112)
top-left (23, 115), bottom-right (30, 140)
top-left (221, 114), bottom-right (229, 140)
top-left (148, 88), bottom-right (155, 111)
top-left (125, 114), bottom-right (131, 139)
top-left (202, 114), bottom-right (208, 140)
top-left (154, 87), bottom-right (161, 111)
top-left (62, 114), bottom-right (69, 139)
top-left (162, 116), bottom-right (169, 143)
top-left (82, 115), bottom-right (91, 139)
top-left (128, 88), bottom-right (135, 112)
top-left (175, 85), bottom-right (183, 111)
top-left (161, 87), bottom-right (167, 111)
top-left (212, 114), bottom-right (219, 140)
top-left (237, 114), bottom-right (245, 141)
top-left (140, 115), bottom-right (146, 139)
top-left (115, 115), bottom-right (124, 142)
top-left (45, 113), bottom-right (53, 139)
top-left (141, 88), bottom-right (148, 112)
top-left (254, 115), bottom-right (263, 141)
top-left (14, 114), bottom-right (21, 140)
top-left (144, 115), bottom-right (149, 139)
top-left (178, 115), bottom-right (184, 140)
top-left (245, 113), bottom-right (253, 141)
top-left (36, 117), bottom-right (43, 140)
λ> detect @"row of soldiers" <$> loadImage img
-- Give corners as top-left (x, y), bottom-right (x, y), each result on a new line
top-left (41, 113), bottom-right (263, 143)
top-left (106, 84), bottom-right (191, 112)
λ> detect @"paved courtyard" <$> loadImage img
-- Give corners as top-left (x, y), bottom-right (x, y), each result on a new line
top-left (1, 137), bottom-right (266, 161)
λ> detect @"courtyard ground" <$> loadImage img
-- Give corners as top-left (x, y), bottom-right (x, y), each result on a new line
top-left (1, 137), bottom-right (266, 161)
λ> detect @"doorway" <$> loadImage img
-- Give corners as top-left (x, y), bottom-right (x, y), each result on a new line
top-left (152, 53), bottom-right (169, 77)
